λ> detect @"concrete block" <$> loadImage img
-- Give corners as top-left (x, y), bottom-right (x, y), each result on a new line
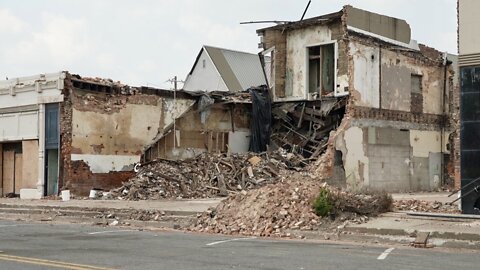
top-left (20, 189), bottom-right (42, 200)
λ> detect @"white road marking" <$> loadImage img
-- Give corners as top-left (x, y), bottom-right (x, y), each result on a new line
top-left (0, 224), bottom-right (28, 228)
top-left (206, 237), bottom-right (256, 246)
top-left (88, 229), bottom-right (138, 235)
top-left (377, 248), bottom-right (395, 260)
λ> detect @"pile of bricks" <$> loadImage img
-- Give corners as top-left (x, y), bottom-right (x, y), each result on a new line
top-left (190, 179), bottom-right (392, 237)
top-left (394, 199), bottom-right (460, 214)
top-left (106, 151), bottom-right (297, 200)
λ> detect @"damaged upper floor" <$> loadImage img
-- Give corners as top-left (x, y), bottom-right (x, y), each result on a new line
top-left (256, 5), bottom-right (457, 115)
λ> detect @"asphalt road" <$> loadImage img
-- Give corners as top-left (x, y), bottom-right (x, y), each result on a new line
top-left (0, 220), bottom-right (479, 270)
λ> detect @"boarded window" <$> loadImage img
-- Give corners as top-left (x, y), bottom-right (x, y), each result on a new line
top-left (411, 74), bottom-right (422, 94)
top-left (308, 43), bottom-right (335, 97)
top-left (411, 74), bottom-right (423, 113)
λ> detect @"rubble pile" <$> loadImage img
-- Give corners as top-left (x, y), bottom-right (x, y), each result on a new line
top-left (190, 178), bottom-right (392, 237)
top-left (108, 151), bottom-right (299, 200)
top-left (394, 199), bottom-right (460, 214)
top-left (270, 98), bottom-right (346, 160)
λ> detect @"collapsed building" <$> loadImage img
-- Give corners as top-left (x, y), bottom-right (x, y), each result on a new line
top-left (0, 5), bottom-right (460, 199)
top-left (256, 5), bottom-right (458, 192)
top-left (0, 72), bottom-right (196, 197)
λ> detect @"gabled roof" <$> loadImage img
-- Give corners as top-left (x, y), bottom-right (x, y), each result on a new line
top-left (187, 45), bottom-right (267, 92)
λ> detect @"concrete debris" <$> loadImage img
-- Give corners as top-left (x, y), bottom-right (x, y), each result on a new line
top-left (411, 231), bottom-right (432, 248)
top-left (107, 151), bottom-right (296, 200)
top-left (394, 199), bottom-right (460, 214)
top-left (189, 177), bottom-right (392, 237)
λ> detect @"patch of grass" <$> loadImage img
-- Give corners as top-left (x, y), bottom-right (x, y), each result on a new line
top-left (312, 187), bottom-right (333, 217)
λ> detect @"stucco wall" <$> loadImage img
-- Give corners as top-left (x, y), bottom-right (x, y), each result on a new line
top-left (350, 42), bottom-right (380, 108)
top-left (285, 24), bottom-right (334, 99)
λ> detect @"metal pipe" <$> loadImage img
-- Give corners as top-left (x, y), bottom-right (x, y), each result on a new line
top-left (300, 0), bottom-right (312, 21)
top-left (448, 176), bottom-right (480, 197)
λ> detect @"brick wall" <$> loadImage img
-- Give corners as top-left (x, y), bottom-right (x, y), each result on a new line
top-left (260, 29), bottom-right (287, 98)
top-left (69, 160), bottom-right (134, 196)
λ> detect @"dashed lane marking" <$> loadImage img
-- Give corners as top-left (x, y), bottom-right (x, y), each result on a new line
top-left (377, 247), bottom-right (395, 260)
top-left (206, 237), bottom-right (256, 246)
top-left (88, 229), bottom-right (138, 235)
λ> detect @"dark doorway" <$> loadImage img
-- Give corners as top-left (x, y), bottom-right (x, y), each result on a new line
top-left (45, 104), bottom-right (60, 196)
top-left (460, 66), bottom-right (480, 214)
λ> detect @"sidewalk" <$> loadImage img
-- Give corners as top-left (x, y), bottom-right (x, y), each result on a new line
top-left (343, 212), bottom-right (480, 250)
top-left (0, 198), bottom-right (222, 216)
top-left (391, 192), bottom-right (459, 205)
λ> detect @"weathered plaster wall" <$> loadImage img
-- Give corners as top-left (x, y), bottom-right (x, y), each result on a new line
top-left (348, 38), bottom-right (445, 116)
top-left (70, 90), bottom-right (194, 173)
top-left (350, 42), bottom-right (380, 108)
top-left (260, 19), bottom-right (348, 101)
top-left (381, 49), bottom-right (444, 114)
top-left (335, 126), bottom-right (369, 190)
top-left (285, 24), bottom-right (333, 99)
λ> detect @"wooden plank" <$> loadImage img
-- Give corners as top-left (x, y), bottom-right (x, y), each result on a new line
top-left (2, 150), bottom-right (14, 195)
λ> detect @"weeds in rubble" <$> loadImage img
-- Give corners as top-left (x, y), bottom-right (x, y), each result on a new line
top-left (312, 187), bottom-right (333, 217)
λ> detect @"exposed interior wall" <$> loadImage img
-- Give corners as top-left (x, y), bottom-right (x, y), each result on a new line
top-left (381, 49), bottom-right (444, 113)
top-left (349, 39), bottom-right (445, 114)
top-left (285, 24), bottom-right (333, 99)
top-left (350, 42), bottom-right (380, 108)
top-left (259, 19), bottom-right (349, 101)
top-left (61, 76), bottom-right (196, 196)
top-left (22, 140), bottom-right (38, 189)
top-left (146, 103), bottom-right (251, 160)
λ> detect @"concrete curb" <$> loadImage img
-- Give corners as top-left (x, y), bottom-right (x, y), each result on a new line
top-left (0, 203), bottom-right (200, 217)
top-left (344, 225), bottom-right (480, 242)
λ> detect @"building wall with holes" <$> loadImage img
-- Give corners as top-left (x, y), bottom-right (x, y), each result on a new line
top-left (60, 74), bottom-right (195, 195)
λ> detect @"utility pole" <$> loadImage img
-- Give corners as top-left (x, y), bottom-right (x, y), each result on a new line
top-left (166, 76), bottom-right (185, 151)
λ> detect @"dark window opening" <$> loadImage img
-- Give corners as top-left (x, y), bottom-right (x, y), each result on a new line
top-left (308, 43), bottom-right (335, 97)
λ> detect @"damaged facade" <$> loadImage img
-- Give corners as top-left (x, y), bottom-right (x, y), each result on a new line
top-left (142, 45), bottom-right (271, 161)
top-left (258, 6), bottom-right (458, 192)
top-left (0, 72), bottom-right (195, 196)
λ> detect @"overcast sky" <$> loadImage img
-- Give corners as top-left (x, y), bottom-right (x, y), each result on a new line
top-left (0, 0), bottom-right (457, 89)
